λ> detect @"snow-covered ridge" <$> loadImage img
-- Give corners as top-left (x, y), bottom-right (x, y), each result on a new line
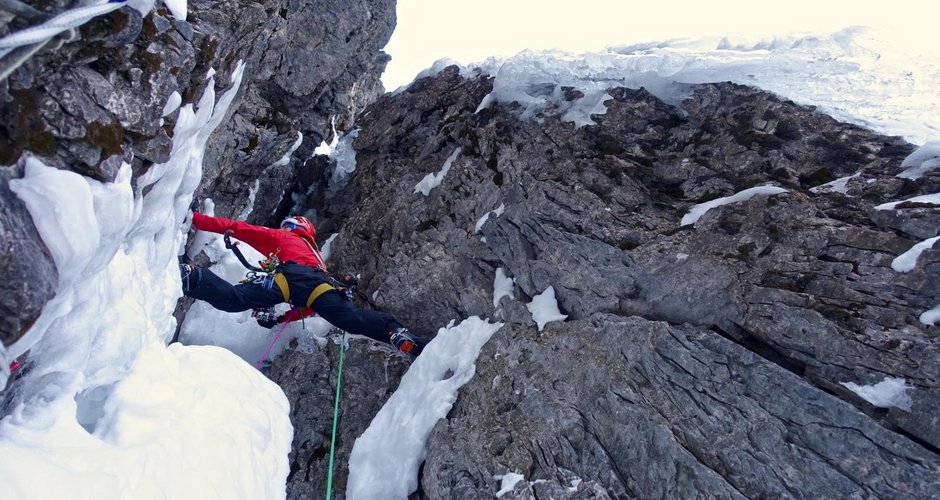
top-left (429, 28), bottom-right (938, 144)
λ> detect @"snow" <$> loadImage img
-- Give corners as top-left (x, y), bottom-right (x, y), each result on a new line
top-left (840, 377), bottom-right (913, 411)
top-left (920, 305), bottom-right (940, 326)
top-left (313, 116), bottom-right (363, 197)
top-left (414, 147), bottom-right (460, 196)
top-left (897, 141), bottom-right (940, 179)
top-left (326, 128), bottom-right (360, 197)
top-left (874, 193), bottom-right (940, 211)
top-left (493, 268), bottom-right (515, 307)
top-left (162, 0), bottom-right (187, 21)
top-left (495, 472), bottom-right (526, 497)
top-left (891, 236), bottom-right (940, 272)
top-left (9, 158), bottom-right (115, 284)
top-left (810, 173), bottom-right (860, 195)
top-left (315, 116), bottom-right (340, 156)
top-left (475, 203), bottom-right (506, 233)
top-left (162, 91), bottom-right (182, 117)
top-left (681, 186), bottom-right (788, 226)
top-left (390, 58), bottom-right (463, 95)
top-left (346, 316), bottom-right (504, 499)
top-left (236, 179), bottom-right (261, 220)
top-left (321, 233), bottom-right (340, 261)
top-left (527, 286), bottom-right (568, 331)
top-left (463, 28), bottom-right (940, 144)
top-left (269, 131), bottom-right (304, 170)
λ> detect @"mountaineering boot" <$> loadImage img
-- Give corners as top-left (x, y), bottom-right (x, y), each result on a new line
top-left (180, 263), bottom-right (200, 294)
top-left (388, 327), bottom-right (428, 356)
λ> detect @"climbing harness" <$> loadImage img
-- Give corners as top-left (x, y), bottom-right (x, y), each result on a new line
top-left (224, 229), bottom-right (350, 311)
top-left (222, 229), bottom-right (354, 368)
top-left (325, 332), bottom-right (347, 500)
top-left (0, 0), bottom-right (129, 81)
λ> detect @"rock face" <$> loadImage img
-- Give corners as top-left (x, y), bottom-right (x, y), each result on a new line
top-left (426, 317), bottom-right (940, 499)
top-left (309, 67), bottom-right (939, 497)
top-left (268, 339), bottom-right (412, 499)
top-left (0, 0), bottom-right (394, 345)
top-left (0, 164), bottom-right (57, 346)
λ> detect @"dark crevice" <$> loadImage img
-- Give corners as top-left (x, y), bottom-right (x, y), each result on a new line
top-left (711, 323), bottom-right (807, 377)
top-left (711, 323), bottom-right (940, 458)
top-left (889, 424), bottom-right (940, 457)
top-left (671, 434), bottom-right (750, 498)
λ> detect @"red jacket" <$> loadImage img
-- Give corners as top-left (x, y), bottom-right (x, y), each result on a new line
top-left (192, 212), bottom-right (324, 268)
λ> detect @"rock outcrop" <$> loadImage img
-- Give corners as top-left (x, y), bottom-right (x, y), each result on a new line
top-left (0, 0), bottom-right (394, 345)
top-left (269, 339), bottom-right (412, 498)
top-left (299, 66), bottom-right (939, 497)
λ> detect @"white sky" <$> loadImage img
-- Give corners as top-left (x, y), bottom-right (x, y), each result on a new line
top-left (381, 0), bottom-right (932, 90)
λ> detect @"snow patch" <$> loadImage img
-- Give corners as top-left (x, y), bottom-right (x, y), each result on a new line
top-left (841, 377), bottom-right (913, 411)
top-left (0, 61), bottom-right (292, 498)
top-left (321, 233), bottom-right (339, 262)
top-left (495, 472), bottom-right (526, 497)
top-left (347, 316), bottom-right (504, 499)
top-left (475, 203), bottom-right (506, 233)
top-left (326, 128), bottom-right (360, 197)
top-left (493, 268), bottom-right (515, 307)
top-left (162, 0), bottom-right (186, 20)
top-left (161, 91), bottom-right (182, 117)
top-left (415, 148), bottom-right (460, 196)
top-left (315, 116), bottom-right (339, 156)
top-left (527, 286), bottom-right (568, 331)
top-left (810, 173), bottom-right (860, 194)
top-left (875, 193), bottom-right (940, 211)
top-left (898, 141), bottom-right (940, 179)
top-left (891, 236), bottom-right (940, 272)
top-left (268, 131), bottom-right (303, 170)
top-left (920, 305), bottom-right (940, 326)
top-left (681, 186), bottom-right (788, 226)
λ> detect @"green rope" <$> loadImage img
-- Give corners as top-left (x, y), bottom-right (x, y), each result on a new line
top-left (325, 332), bottom-right (346, 500)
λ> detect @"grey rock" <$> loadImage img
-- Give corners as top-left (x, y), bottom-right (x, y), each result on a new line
top-left (314, 71), bottom-right (939, 497)
top-left (0, 163), bottom-right (57, 347)
top-left (423, 317), bottom-right (940, 498)
top-left (190, 0), bottom-right (395, 226)
top-left (0, 0), bottom-right (394, 350)
top-left (266, 335), bottom-right (413, 499)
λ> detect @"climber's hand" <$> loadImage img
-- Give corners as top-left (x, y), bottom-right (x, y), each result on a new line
top-left (335, 272), bottom-right (359, 288)
top-left (256, 314), bottom-right (282, 329)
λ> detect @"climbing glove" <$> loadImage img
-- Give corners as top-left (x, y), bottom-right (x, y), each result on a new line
top-left (256, 314), bottom-right (282, 329)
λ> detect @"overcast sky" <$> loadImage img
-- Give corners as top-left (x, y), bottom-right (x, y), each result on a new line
top-left (380, 0), bottom-right (930, 90)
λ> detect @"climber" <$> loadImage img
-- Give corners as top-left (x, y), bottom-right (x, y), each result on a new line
top-left (180, 212), bottom-right (429, 356)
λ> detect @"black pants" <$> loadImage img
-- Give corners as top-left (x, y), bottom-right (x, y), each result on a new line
top-left (185, 266), bottom-right (402, 344)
